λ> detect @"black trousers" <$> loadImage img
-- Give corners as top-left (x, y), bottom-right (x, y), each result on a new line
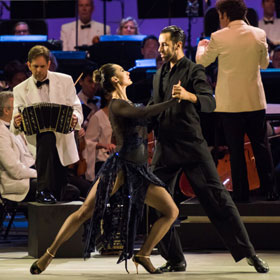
top-left (220, 110), bottom-right (276, 200)
top-left (152, 156), bottom-right (256, 264)
top-left (36, 132), bottom-right (68, 200)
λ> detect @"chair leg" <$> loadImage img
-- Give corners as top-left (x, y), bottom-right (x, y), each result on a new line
top-left (4, 206), bottom-right (17, 240)
top-left (0, 203), bottom-right (7, 235)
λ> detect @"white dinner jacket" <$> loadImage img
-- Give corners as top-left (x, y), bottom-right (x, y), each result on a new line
top-left (11, 71), bottom-right (83, 166)
top-left (0, 120), bottom-right (37, 202)
top-left (60, 19), bottom-right (111, 51)
top-left (196, 20), bottom-right (269, 113)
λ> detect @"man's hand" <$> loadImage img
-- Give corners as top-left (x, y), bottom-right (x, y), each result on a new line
top-left (71, 114), bottom-right (78, 129)
top-left (172, 81), bottom-right (197, 103)
top-left (105, 143), bottom-right (116, 154)
top-left (13, 113), bottom-right (22, 129)
top-left (198, 39), bottom-right (210, 48)
top-left (78, 128), bottom-right (85, 138)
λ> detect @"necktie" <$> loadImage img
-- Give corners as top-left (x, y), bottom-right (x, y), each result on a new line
top-left (36, 79), bottom-right (49, 88)
top-left (81, 24), bottom-right (91, 29)
top-left (264, 20), bottom-right (274, 24)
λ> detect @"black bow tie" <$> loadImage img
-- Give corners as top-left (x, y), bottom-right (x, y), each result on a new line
top-left (264, 20), bottom-right (274, 24)
top-left (81, 24), bottom-right (91, 29)
top-left (87, 98), bottom-right (98, 104)
top-left (5, 124), bottom-right (10, 129)
top-left (36, 79), bottom-right (49, 88)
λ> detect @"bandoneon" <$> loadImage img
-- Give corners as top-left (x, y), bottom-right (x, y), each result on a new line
top-left (19, 103), bottom-right (73, 135)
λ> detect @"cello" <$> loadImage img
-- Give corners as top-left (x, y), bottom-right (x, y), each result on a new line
top-left (179, 134), bottom-right (260, 197)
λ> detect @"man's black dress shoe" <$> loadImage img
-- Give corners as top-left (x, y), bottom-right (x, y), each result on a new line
top-left (158, 261), bottom-right (187, 272)
top-left (36, 191), bottom-right (56, 204)
top-left (247, 255), bottom-right (269, 273)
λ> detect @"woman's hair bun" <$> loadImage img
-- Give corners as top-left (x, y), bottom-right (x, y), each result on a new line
top-left (92, 69), bottom-right (102, 84)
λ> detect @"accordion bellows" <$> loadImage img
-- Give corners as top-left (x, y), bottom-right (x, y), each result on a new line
top-left (19, 103), bottom-right (73, 135)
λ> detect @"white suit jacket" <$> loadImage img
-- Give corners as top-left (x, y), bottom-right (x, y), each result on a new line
top-left (196, 20), bottom-right (269, 113)
top-left (11, 71), bottom-right (83, 166)
top-left (60, 20), bottom-right (111, 51)
top-left (0, 120), bottom-right (37, 202)
top-left (259, 18), bottom-right (280, 45)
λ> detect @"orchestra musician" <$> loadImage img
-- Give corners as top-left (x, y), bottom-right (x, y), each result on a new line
top-left (11, 45), bottom-right (83, 204)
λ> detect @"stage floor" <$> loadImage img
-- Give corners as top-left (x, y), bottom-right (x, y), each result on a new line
top-left (0, 248), bottom-right (279, 280)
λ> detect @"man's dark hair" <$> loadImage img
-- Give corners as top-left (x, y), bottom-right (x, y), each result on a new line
top-left (141, 35), bottom-right (159, 48)
top-left (216, 0), bottom-right (247, 21)
top-left (81, 61), bottom-right (98, 80)
top-left (28, 45), bottom-right (50, 63)
top-left (160, 25), bottom-right (186, 47)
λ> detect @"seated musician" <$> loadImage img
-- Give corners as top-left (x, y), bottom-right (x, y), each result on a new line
top-left (11, 45), bottom-right (83, 204)
top-left (0, 91), bottom-right (37, 202)
top-left (78, 62), bottom-right (101, 130)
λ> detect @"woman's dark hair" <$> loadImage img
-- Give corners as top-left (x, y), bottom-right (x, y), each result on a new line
top-left (92, 63), bottom-right (116, 93)
top-left (216, 0), bottom-right (247, 21)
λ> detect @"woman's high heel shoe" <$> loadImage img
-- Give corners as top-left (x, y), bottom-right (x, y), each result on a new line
top-left (132, 255), bottom-right (163, 274)
top-left (30, 248), bottom-right (55, 275)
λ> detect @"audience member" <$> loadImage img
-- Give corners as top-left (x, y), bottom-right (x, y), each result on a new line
top-left (0, 91), bottom-right (37, 202)
top-left (11, 45), bottom-right (83, 204)
top-left (84, 90), bottom-right (115, 181)
top-left (14, 21), bottom-right (30, 35)
top-left (60, 0), bottom-right (111, 51)
top-left (3, 60), bottom-right (29, 90)
top-left (78, 63), bottom-right (101, 129)
top-left (259, 0), bottom-right (280, 49)
top-left (116, 16), bottom-right (139, 35)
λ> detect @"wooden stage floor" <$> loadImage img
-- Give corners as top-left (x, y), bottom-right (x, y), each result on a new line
top-left (0, 247), bottom-right (279, 280)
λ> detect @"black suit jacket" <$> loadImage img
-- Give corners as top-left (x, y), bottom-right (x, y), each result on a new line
top-left (151, 56), bottom-right (216, 166)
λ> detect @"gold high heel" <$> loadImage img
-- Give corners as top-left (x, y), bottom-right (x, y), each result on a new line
top-left (30, 248), bottom-right (55, 275)
top-left (132, 255), bottom-right (163, 274)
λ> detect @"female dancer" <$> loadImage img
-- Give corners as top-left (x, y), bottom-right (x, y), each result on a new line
top-left (30, 63), bottom-right (179, 274)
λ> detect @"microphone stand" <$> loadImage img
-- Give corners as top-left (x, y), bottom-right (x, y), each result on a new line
top-left (185, 1), bottom-right (194, 60)
top-left (186, 14), bottom-right (193, 59)
top-left (75, 0), bottom-right (79, 51)
top-left (102, 0), bottom-right (112, 35)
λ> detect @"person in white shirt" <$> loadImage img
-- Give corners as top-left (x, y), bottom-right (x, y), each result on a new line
top-left (196, 0), bottom-right (278, 203)
top-left (11, 45), bottom-right (83, 204)
top-left (85, 90), bottom-right (115, 181)
top-left (60, 0), bottom-right (111, 51)
top-left (0, 91), bottom-right (37, 202)
top-left (259, 0), bottom-right (280, 50)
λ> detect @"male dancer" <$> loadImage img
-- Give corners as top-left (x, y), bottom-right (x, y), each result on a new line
top-left (150, 24), bottom-right (269, 273)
